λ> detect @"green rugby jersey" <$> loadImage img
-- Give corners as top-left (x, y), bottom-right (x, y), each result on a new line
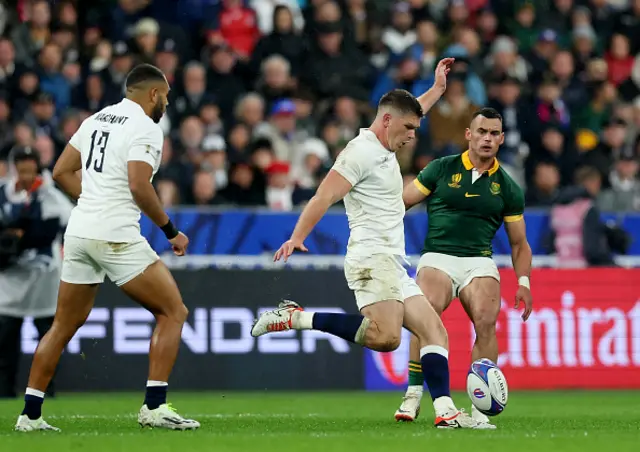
top-left (413, 151), bottom-right (525, 258)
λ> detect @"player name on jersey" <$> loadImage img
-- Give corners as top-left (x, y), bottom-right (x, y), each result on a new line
top-left (94, 113), bottom-right (130, 125)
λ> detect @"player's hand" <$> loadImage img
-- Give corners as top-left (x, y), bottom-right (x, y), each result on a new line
top-left (273, 238), bottom-right (308, 263)
top-left (169, 232), bottom-right (189, 257)
top-left (514, 285), bottom-right (533, 321)
top-left (433, 57), bottom-right (455, 93)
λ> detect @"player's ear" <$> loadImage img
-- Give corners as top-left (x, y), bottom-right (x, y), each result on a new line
top-left (465, 128), bottom-right (471, 141)
top-left (499, 132), bottom-right (505, 145)
top-left (383, 113), bottom-right (391, 127)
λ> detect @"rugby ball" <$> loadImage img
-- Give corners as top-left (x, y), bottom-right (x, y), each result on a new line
top-left (466, 358), bottom-right (508, 416)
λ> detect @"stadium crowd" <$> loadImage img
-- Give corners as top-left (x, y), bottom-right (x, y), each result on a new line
top-left (0, 0), bottom-right (639, 212)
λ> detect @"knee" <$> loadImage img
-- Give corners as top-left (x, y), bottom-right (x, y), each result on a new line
top-left (473, 308), bottom-right (498, 338)
top-left (371, 331), bottom-right (401, 352)
top-left (173, 304), bottom-right (189, 324)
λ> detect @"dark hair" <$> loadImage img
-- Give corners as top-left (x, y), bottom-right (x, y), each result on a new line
top-left (378, 89), bottom-right (423, 117)
top-left (125, 64), bottom-right (166, 90)
top-left (472, 107), bottom-right (503, 123)
top-left (12, 146), bottom-right (41, 168)
top-left (575, 165), bottom-right (600, 184)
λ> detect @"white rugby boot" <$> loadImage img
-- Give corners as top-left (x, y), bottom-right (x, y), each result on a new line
top-left (251, 300), bottom-right (303, 337)
top-left (394, 388), bottom-right (422, 422)
top-left (471, 405), bottom-right (497, 429)
top-left (138, 403), bottom-right (200, 430)
top-left (15, 415), bottom-right (60, 432)
top-left (432, 397), bottom-right (492, 429)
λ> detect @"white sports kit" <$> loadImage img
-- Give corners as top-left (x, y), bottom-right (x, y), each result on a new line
top-left (332, 129), bottom-right (422, 310)
top-left (61, 99), bottom-right (163, 286)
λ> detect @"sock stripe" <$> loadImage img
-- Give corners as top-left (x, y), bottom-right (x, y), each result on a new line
top-left (420, 345), bottom-right (449, 360)
top-left (25, 388), bottom-right (45, 398)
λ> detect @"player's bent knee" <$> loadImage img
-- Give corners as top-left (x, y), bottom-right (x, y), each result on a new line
top-left (370, 331), bottom-right (401, 352)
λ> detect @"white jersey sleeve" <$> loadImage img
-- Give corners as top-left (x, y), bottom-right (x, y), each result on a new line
top-left (332, 143), bottom-right (373, 186)
top-left (127, 123), bottom-right (163, 169)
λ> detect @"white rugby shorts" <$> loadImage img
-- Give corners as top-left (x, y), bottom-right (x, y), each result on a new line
top-left (416, 252), bottom-right (500, 299)
top-left (344, 254), bottom-right (423, 310)
top-left (61, 236), bottom-right (159, 287)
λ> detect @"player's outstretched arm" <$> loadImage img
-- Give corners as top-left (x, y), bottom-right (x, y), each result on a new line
top-left (274, 170), bottom-right (352, 262)
top-left (505, 218), bottom-right (533, 321)
top-left (416, 58), bottom-right (454, 115)
top-left (52, 144), bottom-right (83, 200)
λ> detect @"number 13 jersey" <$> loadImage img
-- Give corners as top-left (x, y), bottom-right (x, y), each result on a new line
top-left (65, 98), bottom-right (164, 242)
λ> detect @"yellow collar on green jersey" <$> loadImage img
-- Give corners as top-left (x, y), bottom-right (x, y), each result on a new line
top-left (461, 150), bottom-right (500, 176)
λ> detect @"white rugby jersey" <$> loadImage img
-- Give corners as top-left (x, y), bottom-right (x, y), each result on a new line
top-left (332, 129), bottom-right (406, 258)
top-left (65, 98), bottom-right (163, 242)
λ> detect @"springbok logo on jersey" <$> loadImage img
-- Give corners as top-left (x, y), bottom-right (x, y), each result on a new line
top-left (490, 182), bottom-right (501, 195)
top-left (448, 173), bottom-right (462, 188)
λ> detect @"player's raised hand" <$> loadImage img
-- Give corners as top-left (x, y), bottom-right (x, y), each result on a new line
top-left (433, 57), bottom-right (455, 92)
top-left (169, 232), bottom-right (189, 256)
top-left (514, 285), bottom-right (533, 321)
top-left (274, 238), bottom-right (308, 263)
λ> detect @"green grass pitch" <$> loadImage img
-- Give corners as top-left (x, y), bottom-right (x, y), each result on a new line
top-left (1, 391), bottom-right (638, 451)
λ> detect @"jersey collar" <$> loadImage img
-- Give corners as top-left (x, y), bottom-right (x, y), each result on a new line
top-left (461, 150), bottom-right (499, 176)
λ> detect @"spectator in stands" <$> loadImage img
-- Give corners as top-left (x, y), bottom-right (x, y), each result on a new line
top-left (25, 92), bottom-right (57, 138)
top-left (605, 33), bottom-right (634, 87)
top-left (101, 41), bottom-right (134, 104)
top-left (0, 93), bottom-right (11, 156)
top-left (508, 2), bottom-right (538, 54)
top-left (534, 75), bottom-right (571, 135)
top-left (221, 161), bottom-right (266, 206)
top-left (11, 0), bottom-right (51, 66)
top-left (485, 36), bottom-right (528, 84)
top-left (428, 72), bottom-right (477, 155)
top-left (573, 80), bottom-right (616, 135)
top-left (74, 73), bottom-right (107, 114)
top-left (251, 0), bottom-right (304, 36)
top-left (257, 55), bottom-right (296, 110)
top-left (408, 19), bottom-right (439, 79)
top-left (301, 19), bottom-right (371, 101)
top-left (33, 134), bottom-right (55, 170)
top-left (251, 4), bottom-right (305, 77)
top-left (37, 42), bottom-right (70, 113)
top-left (488, 75), bottom-right (528, 176)
top-left (265, 160), bottom-right (293, 211)
top-left (291, 137), bottom-right (330, 195)
top-left (0, 38), bottom-right (18, 94)
top-left (199, 102), bottom-right (224, 138)
top-left (526, 161), bottom-right (561, 207)
top-left (249, 138), bottom-right (276, 173)
top-left (382, 1), bottom-right (416, 55)
top-left (206, 43), bottom-right (246, 124)
top-left (550, 166), bottom-right (614, 268)
top-left (154, 38), bottom-right (180, 86)
top-left (582, 117), bottom-right (628, 188)
top-left (234, 92), bottom-right (266, 132)
top-left (207, 0), bottom-right (260, 60)
top-left (597, 145), bottom-right (640, 212)
top-left (200, 134), bottom-right (229, 190)
top-left (254, 99), bottom-right (306, 169)
top-left (192, 170), bottom-right (228, 206)
top-left (572, 24), bottom-right (598, 76)
top-left (169, 61), bottom-right (214, 127)
top-left (227, 123), bottom-right (251, 161)
top-left (526, 29), bottom-right (559, 85)
top-left (550, 50), bottom-right (587, 113)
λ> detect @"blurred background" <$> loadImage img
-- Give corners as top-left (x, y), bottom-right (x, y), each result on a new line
top-left (0, 0), bottom-right (639, 395)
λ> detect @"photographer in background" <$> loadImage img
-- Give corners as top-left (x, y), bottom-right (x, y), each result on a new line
top-left (0, 147), bottom-right (73, 398)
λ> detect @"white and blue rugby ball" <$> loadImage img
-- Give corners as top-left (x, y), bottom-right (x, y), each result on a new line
top-left (466, 358), bottom-right (508, 416)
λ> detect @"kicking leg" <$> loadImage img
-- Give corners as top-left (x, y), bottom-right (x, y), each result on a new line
top-left (459, 276), bottom-right (501, 427)
top-left (251, 298), bottom-right (405, 352)
top-left (16, 282), bottom-right (98, 432)
top-left (119, 259), bottom-right (198, 430)
top-left (395, 267), bottom-right (453, 422)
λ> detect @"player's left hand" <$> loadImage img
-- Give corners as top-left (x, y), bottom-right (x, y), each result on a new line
top-left (514, 286), bottom-right (533, 321)
top-left (433, 58), bottom-right (455, 93)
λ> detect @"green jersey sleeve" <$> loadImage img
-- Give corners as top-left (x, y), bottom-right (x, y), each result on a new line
top-left (503, 180), bottom-right (525, 223)
top-left (414, 158), bottom-right (443, 196)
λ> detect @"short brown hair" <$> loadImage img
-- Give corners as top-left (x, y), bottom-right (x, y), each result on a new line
top-left (378, 89), bottom-right (423, 117)
top-left (575, 166), bottom-right (600, 184)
